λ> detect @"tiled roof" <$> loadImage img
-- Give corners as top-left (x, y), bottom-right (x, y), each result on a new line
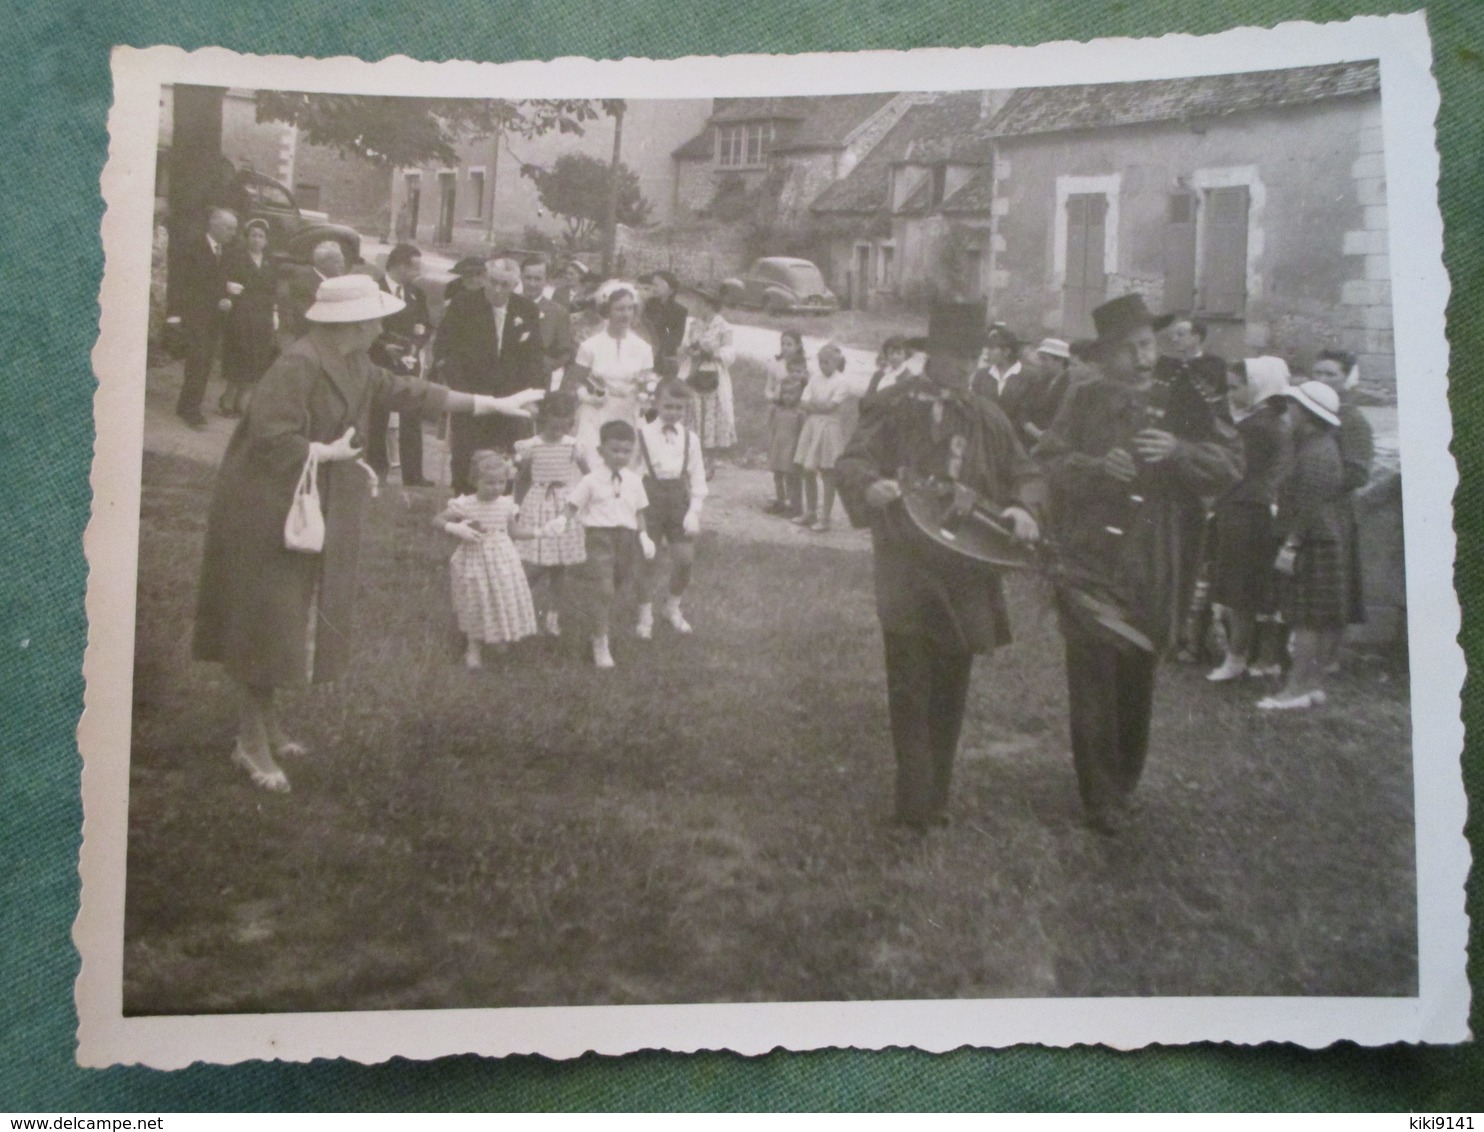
top-left (672, 128), bottom-right (713, 160)
top-left (709, 96), bottom-right (815, 124)
top-left (811, 92), bottom-right (985, 214)
top-left (773, 93), bottom-right (899, 150)
top-left (941, 165), bottom-right (996, 214)
top-left (988, 60), bottom-right (1380, 138)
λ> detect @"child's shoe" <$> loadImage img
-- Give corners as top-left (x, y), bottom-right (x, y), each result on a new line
top-left (1205, 655), bottom-right (1247, 682)
top-left (662, 597), bottom-right (692, 634)
top-left (791, 512), bottom-right (816, 526)
top-left (544, 610), bottom-right (561, 637)
top-left (635, 603), bottom-right (654, 640)
top-left (592, 636), bottom-right (615, 669)
top-left (810, 518), bottom-right (832, 533)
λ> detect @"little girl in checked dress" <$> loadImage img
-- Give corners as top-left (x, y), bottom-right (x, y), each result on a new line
top-left (435, 450), bottom-right (538, 668)
top-left (513, 392), bottom-right (588, 636)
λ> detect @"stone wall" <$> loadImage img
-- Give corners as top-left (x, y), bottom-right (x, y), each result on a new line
top-left (613, 221), bottom-right (752, 284)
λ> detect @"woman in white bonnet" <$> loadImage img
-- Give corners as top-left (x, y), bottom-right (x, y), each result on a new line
top-left (562, 280), bottom-right (656, 466)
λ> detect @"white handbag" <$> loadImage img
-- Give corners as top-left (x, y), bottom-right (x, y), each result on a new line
top-left (284, 449), bottom-right (325, 553)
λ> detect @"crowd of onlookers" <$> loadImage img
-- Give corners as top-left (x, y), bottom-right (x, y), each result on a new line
top-left (153, 209), bottom-right (1375, 709)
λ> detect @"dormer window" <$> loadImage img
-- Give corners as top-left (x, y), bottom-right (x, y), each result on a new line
top-left (717, 122), bottom-right (773, 168)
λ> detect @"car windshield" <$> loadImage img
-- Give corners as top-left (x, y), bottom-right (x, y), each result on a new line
top-left (780, 263), bottom-right (826, 294)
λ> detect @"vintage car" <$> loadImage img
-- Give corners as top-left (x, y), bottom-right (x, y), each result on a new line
top-left (230, 170), bottom-right (362, 267)
top-left (723, 257), bottom-right (839, 315)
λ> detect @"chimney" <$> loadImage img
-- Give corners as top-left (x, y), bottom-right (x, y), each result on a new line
top-left (979, 89), bottom-right (1010, 122)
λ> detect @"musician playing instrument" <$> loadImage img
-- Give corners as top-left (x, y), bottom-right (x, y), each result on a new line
top-left (1033, 294), bottom-right (1243, 834)
top-left (837, 304), bottom-right (1044, 835)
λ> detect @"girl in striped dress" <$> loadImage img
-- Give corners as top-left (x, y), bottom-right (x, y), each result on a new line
top-left (436, 450), bottom-right (538, 667)
top-left (513, 392), bottom-right (588, 636)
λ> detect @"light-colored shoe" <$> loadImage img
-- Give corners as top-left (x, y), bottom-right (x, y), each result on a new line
top-left (1205, 657), bottom-right (1248, 683)
top-left (593, 637), bottom-right (615, 669)
top-left (231, 743), bottom-right (290, 793)
top-left (635, 604), bottom-right (654, 641)
top-left (810, 519), bottom-right (832, 533)
top-left (791, 512), bottom-right (817, 526)
top-left (1246, 663), bottom-right (1283, 678)
top-left (1257, 689), bottom-right (1327, 711)
top-left (663, 600), bottom-right (692, 634)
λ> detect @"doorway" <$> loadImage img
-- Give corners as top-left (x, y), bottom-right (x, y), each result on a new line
top-left (1063, 192), bottom-right (1108, 338)
top-left (437, 172), bottom-right (456, 244)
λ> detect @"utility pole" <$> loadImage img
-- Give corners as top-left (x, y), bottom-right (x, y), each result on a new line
top-left (485, 131), bottom-right (500, 247)
top-left (601, 101), bottom-right (625, 276)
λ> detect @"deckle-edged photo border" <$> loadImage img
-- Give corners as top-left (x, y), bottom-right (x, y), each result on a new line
top-left (76, 11), bottom-right (1466, 1067)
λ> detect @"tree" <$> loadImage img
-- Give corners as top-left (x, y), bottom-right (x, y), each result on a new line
top-left (523, 152), bottom-right (653, 247)
top-left (253, 93), bottom-right (625, 168)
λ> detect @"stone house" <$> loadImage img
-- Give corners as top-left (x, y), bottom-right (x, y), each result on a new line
top-left (388, 100), bottom-right (710, 251)
top-left (670, 94), bottom-right (930, 228)
top-left (810, 63), bottom-right (1391, 395)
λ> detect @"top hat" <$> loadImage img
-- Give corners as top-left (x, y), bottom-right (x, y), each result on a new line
top-left (1091, 293), bottom-right (1158, 345)
top-left (305, 273), bottom-right (406, 323)
top-left (926, 300), bottom-right (987, 359)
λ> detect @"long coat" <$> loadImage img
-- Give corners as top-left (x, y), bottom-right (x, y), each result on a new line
top-left (836, 376), bottom-right (1046, 654)
top-left (193, 334), bottom-right (451, 688)
top-left (221, 246), bottom-right (279, 385)
top-left (1033, 371), bottom-right (1243, 651)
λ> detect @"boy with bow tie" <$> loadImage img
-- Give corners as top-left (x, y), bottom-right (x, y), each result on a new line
top-left (635, 379), bottom-right (709, 638)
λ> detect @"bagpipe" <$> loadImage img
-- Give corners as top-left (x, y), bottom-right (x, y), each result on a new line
top-left (900, 471), bottom-right (1154, 652)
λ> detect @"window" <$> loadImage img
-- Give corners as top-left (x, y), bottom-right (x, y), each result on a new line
top-left (1163, 182), bottom-right (1251, 317)
top-left (294, 183), bottom-right (321, 211)
top-left (248, 178), bottom-right (295, 212)
top-left (717, 122), bottom-right (772, 168)
top-left (468, 169), bottom-right (485, 219)
top-left (930, 165), bottom-right (947, 208)
top-left (877, 244), bottom-right (896, 288)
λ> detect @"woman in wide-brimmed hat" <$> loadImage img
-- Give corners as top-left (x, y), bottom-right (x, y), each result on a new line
top-left (193, 273), bottom-right (544, 792)
top-left (1258, 380), bottom-right (1349, 711)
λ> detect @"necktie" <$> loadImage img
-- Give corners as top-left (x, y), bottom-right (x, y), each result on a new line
top-left (492, 307), bottom-right (504, 354)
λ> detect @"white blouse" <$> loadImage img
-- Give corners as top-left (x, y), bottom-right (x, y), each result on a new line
top-left (575, 329), bottom-right (655, 402)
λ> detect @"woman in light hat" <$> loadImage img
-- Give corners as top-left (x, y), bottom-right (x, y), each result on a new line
top-left (1259, 379), bottom-right (1348, 710)
top-left (1205, 356), bottom-right (1293, 683)
top-left (193, 273), bottom-right (543, 792)
top-left (562, 279), bottom-right (656, 468)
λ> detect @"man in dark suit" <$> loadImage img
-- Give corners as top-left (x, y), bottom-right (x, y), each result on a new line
top-left (366, 243), bottom-right (435, 485)
top-left (173, 207), bottom-right (238, 428)
top-left (520, 255), bottom-right (575, 387)
top-left (434, 256), bottom-right (545, 492)
top-left (279, 240), bottom-right (346, 343)
top-left (1154, 313), bottom-right (1229, 414)
top-left (836, 303), bottom-right (1044, 835)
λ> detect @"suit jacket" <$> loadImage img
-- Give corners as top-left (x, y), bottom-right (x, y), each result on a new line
top-left (378, 277), bottom-right (432, 349)
top-left (532, 295), bottom-right (575, 375)
top-left (433, 289), bottom-right (545, 398)
top-left (175, 233), bottom-right (233, 327)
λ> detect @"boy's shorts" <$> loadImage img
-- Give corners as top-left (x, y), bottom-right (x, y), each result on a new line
top-left (582, 526), bottom-right (640, 596)
top-left (644, 476), bottom-right (693, 543)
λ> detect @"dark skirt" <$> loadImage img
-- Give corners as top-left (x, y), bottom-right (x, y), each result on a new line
top-left (1281, 538), bottom-right (1347, 629)
top-left (1209, 500), bottom-right (1279, 614)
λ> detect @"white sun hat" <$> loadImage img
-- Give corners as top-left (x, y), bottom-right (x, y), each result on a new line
top-left (1278, 379), bottom-right (1342, 427)
top-left (1036, 337), bottom-right (1071, 360)
top-left (305, 273), bottom-right (406, 323)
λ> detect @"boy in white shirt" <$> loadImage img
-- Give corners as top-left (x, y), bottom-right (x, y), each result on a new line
top-left (635, 379), bottom-right (709, 637)
top-left (546, 418), bottom-right (653, 668)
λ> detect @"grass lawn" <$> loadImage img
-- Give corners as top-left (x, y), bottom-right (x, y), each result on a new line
top-left (125, 451), bottom-right (1417, 1013)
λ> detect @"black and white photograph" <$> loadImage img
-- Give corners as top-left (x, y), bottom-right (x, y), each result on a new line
top-left (77, 15), bottom-right (1467, 1065)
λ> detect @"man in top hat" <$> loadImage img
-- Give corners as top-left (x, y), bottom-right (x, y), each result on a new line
top-left (1032, 294), bottom-right (1243, 833)
top-left (837, 301), bottom-right (1045, 835)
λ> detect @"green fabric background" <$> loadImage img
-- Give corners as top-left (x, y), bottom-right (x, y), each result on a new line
top-left (2, 0), bottom-right (1480, 1111)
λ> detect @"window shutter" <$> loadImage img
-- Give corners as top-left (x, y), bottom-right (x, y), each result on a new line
top-left (1063, 193), bottom-right (1108, 338)
top-left (1200, 185), bottom-right (1249, 316)
top-left (1163, 191), bottom-right (1197, 312)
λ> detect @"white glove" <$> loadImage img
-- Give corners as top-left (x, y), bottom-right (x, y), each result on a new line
top-left (639, 532), bottom-right (657, 561)
top-left (445, 520), bottom-right (482, 543)
top-left (309, 427), bottom-right (361, 463)
top-left (540, 516), bottom-right (570, 538)
top-left (682, 509), bottom-right (701, 536)
top-left (225, 281), bottom-right (245, 296)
